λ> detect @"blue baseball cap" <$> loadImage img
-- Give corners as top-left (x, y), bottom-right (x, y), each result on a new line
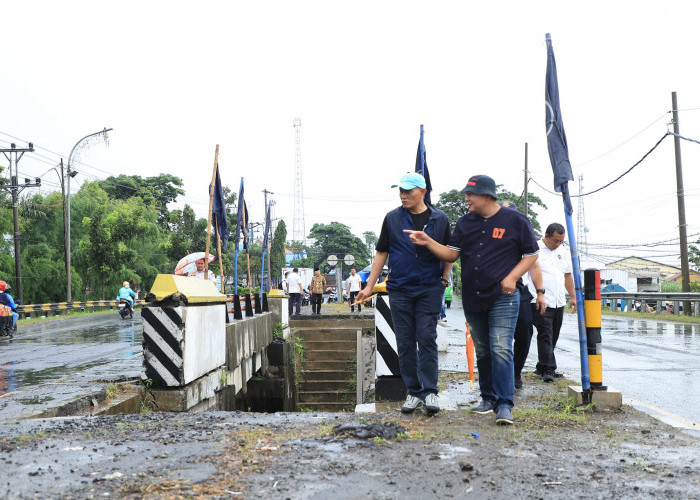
top-left (391, 172), bottom-right (426, 190)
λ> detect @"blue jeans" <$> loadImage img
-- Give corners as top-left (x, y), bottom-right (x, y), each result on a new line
top-left (388, 284), bottom-right (443, 399)
top-left (465, 290), bottom-right (520, 410)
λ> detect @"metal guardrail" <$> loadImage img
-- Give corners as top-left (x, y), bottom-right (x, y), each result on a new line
top-left (601, 292), bottom-right (700, 316)
top-left (17, 299), bottom-right (145, 318)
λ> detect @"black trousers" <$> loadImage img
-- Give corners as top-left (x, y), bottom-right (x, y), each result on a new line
top-left (349, 291), bottom-right (361, 312)
top-left (532, 305), bottom-right (565, 373)
top-left (311, 293), bottom-right (323, 314)
top-left (512, 296), bottom-right (534, 379)
top-left (288, 293), bottom-right (301, 316)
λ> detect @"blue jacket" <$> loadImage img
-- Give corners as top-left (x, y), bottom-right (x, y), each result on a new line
top-left (385, 205), bottom-right (449, 292)
top-left (117, 286), bottom-right (136, 306)
top-left (0, 292), bottom-right (17, 311)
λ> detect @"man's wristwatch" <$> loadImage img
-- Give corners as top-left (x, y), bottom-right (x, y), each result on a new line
top-left (536, 288), bottom-right (546, 295)
top-left (441, 278), bottom-right (449, 285)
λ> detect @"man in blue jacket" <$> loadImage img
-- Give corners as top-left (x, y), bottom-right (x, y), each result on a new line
top-left (355, 172), bottom-right (452, 415)
top-left (116, 281), bottom-right (136, 308)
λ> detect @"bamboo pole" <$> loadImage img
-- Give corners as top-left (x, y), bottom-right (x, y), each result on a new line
top-left (205, 145), bottom-right (219, 280)
top-left (216, 219), bottom-right (225, 294)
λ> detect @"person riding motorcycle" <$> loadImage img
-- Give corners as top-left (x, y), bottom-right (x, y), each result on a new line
top-left (0, 281), bottom-right (19, 330)
top-left (116, 281), bottom-right (136, 309)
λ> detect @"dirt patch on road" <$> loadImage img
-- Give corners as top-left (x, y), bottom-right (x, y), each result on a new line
top-left (0, 379), bottom-right (698, 499)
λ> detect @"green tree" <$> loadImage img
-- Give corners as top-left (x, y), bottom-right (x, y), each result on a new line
top-left (98, 174), bottom-right (184, 228)
top-left (690, 238), bottom-right (700, 271)
top-left (78, 189), bottom-right (158, 299)
top-left (270, 220), bottom-right (287, 282)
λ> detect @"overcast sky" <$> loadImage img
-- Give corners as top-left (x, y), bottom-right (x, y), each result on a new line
top-left (4, 1), bottom-right (700, 267)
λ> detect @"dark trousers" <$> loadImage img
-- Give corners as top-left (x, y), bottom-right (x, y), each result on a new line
top-left (388, 285), bottom-right (443, 399)
top-left (349, 291), bottom-right (361, 312)
top-left (512, 296), bottom-right (534, 380)
top-left (311, 293), bottom-right (323, 314)
top-left (532, 305), bottom-right (565, 373)
top-left (288, 293), bottom-right (301, 316)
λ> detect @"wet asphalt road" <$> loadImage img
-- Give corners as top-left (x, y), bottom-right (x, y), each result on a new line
top-left (444, 302), bottom-right (700, 429)
top-left (0, 313), bottom-right (142, 422)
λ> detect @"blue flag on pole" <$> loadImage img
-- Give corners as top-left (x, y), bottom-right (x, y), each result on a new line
top-left (415, 124), bottom-right (433, 205)
top-left (235, 177), bottom-right (250, 252)
top-left (545, 33), bottom-right (574, 211)
top-left (210, 164), bottom-right (229, 251)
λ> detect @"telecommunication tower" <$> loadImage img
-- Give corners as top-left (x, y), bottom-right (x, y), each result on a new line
top-left (293, 118), bottom-right (306, 242)
top-left (576, 175), bottom-right (589, 255)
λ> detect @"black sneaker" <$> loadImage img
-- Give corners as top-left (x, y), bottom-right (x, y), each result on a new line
top-left (471, 400), bottom-right (496, 414)
top-left (533, 368), bottom-right (543, 376)
top-left (543, 371), bottom-right (555, 383)
top-left (553, 372), bottom-right (564, 378)
top-left (514, 376), bottom-right (523, 389)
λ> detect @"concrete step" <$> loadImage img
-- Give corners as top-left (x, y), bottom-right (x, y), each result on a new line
top-left (294, 329), bottom-right (357, 342)
top-left (302, 340), bottom-right (356, 351)
top-left (297, 402), bottom-right (355, 412)
top-left (300, 370), bottom-right (354, 381)
top-left (298, 390), bottom-right (356, 403)
top-left (301, 360), bottom-right (355, 371)
top-left (299, 380), bottom-right (354, 392)
top-left (304, 349), bottom-right (356, 361)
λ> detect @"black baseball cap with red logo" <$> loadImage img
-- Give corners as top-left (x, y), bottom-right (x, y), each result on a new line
top-left (459, 175), bottom-right (499, 199)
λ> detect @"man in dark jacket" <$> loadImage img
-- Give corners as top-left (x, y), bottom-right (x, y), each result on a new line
top-left (355, 172), bottom-right (451, 415)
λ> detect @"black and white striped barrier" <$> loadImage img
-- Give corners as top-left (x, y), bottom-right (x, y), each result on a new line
top-left (374, 294), bottom-right (406, 401)
top-left (142, 303), bottom-right (226, 387)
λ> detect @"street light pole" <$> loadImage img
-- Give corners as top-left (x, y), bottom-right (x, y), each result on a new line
top-left (66, 128), bottom-right (112, 303)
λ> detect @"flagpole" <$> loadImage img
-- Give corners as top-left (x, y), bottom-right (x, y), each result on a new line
top-left (562, 184), bottom-right (590, 391)
top-left (205, 145), bottom-right (219, 281)
top-left (243, 204), bottom-right (252, 294)
top-left (216, 220), bottom-right (224, 294)
top-left (545, 33), bottom-right (590, 391)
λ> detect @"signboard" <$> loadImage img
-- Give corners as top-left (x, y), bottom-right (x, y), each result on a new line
top-left (344, 254), bottom-right (355, 266)
top-left (327, 254), bottom-right (338, 266)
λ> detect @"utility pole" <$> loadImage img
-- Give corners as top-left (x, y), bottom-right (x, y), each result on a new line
top-left (671, 92), bottom-right (691, 315)
top-left (523, 142), bottom-right (528, 218)
top-left (262, 189), bottom-right (274, 291)
top-left (0, 143), bottom-right (41, 303)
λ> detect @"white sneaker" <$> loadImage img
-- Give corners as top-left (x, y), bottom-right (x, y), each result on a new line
top-left (401, 395), bottom-right (423, 413)
top-left (424, 393), bottom-right (440, 414)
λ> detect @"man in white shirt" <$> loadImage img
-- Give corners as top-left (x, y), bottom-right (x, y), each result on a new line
top-left (346, 267), bottom-right (363, 312)
top-left (189, 259), bottom-right (217, 283)
top-left (526, 223), bottom-right (577, 382)
top-left (287, 268), bottom-right (304, 316)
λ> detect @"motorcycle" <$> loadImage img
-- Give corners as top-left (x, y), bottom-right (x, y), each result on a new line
top-left (0, 301), bottom-right (18, 338)
top-left (119, 298), bottom-right (133, 319)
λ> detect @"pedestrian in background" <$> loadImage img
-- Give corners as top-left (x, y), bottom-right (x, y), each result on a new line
top-left (309, 268), bottom-right (326, 315)
top-left (404, 175), bottom-right (538, 425)
top-left (287, 268), bottom-right (303, 316)
top-left (528, 223), bottom-right (576, 382)
top-left (346, 267), bottom-right (363, 312)
top-left (355, 172), bottom-right (451, 415)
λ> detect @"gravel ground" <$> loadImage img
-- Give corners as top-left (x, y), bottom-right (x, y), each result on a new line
top-left (1, 373), bottom-right (698, 499)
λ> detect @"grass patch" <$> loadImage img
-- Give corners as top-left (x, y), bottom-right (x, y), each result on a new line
top-left (601, 308), bottom-right (700, 324)
top-left (515, 392), bottom-right (591, 426)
